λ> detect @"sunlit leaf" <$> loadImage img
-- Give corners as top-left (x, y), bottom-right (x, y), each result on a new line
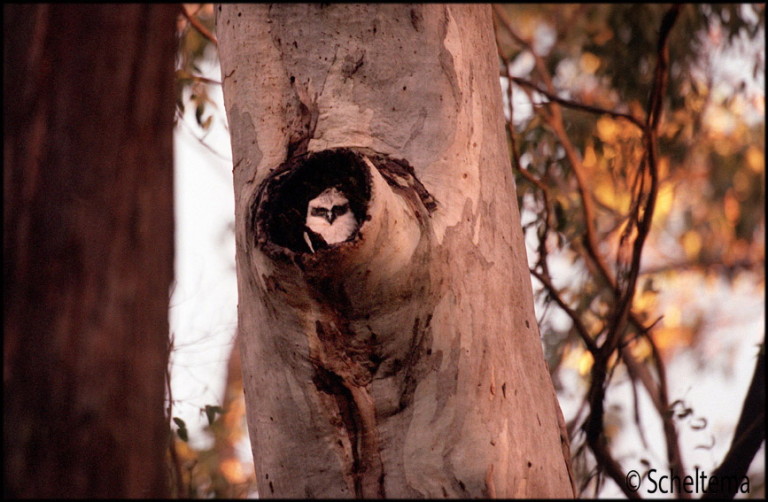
top-left (582, 144), bottom-right (597, 168)
top-left (723, 190), bottom-right (741, 223)
top-left (580, 52), bottom-right (601, 74)
top-left (681, 231), bottom-right (702, 259)
top-left (745, 145), bottom-right (764, 174)
top-left (596, 116), bottom-right (618, 143)
top-left (578, 350), bottom-right (594, 376)
top-left (220, 458), bottom-right (248, 484)
top-left (633, 288), bottom-right (657, 313)
top-left (654, 184), bottom-right (675, 221)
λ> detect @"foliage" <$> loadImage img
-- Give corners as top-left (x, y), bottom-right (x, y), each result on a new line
top-left (494, 3), bottom-right (764, 497)
top-left (168, 6), bottom-right (258, 498)
top-left (175, 4), bottom-right (218, 131)
top-left (166, 400), bottom-right (256, 499)
top-left (166, 360), bottom-right (256, 498)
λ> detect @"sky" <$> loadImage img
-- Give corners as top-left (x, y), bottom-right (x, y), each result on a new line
top-left (170, 59), bottom-right (238, 447)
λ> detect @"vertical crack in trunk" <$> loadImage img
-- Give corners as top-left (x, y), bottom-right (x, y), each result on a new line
top-left (345, 383), bottom-right (385, 498)
top-left (312, 319), bottom-right (386, 498)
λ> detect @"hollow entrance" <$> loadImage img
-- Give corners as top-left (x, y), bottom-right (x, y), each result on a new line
top-left (253, 148), bottom-right (372, 254)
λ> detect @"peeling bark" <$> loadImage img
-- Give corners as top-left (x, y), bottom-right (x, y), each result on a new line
top-left (218, 4), bottom-right (574, 498)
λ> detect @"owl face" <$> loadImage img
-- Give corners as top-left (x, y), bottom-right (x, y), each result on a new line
top-left (304, 187), bottom-right (359, 252)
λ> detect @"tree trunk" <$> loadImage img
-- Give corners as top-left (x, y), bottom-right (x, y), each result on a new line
top-left (217, 4), bottom-right (574, 498)
top-left (3, 5), bottom-right (177, 498)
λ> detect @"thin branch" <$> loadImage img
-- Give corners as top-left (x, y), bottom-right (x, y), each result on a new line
top-left (641, 312), bottom-right (684, 478)
top-left (628, 4), bottom-right (686, 483)
top-left (628, 363), bottom-right (651, 450)
top-left (183, 74), bottom-right (222, 86)
top-left (493, 5), bottom-right (536, 57)
top-left (180, 4), bottom-right (218, 46)
top-left (703, 345), bottom-right (765, 498)
top-left (165, 335), bottom-right (186, 498)
top-left (496, 8), bottom-right (646, 495)
top-left (508, 76), bottom-right (645, 130)
top-left (530, 268), bottom-right (598, 355)
top-left (620, 343), bottom-right (663, 412)
top-left (494, 3), bottom-right (619, 298)
top-left (577, 4), bottom-right (681, 497)
top-left (493, 5), bottom-right (557, 92)
top-left (177, 112), bottom-right (232, 163)
top-left (496, 33), bottom-right (558, 288)
top-left (495, 5), bottom-right (688, 497)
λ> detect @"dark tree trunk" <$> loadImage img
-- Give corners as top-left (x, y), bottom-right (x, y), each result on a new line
top-left (3, 5), bottom-right (177, 497)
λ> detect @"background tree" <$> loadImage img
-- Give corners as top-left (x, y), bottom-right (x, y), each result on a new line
top-left (3, 5), bottom-right (178, 497)
top-left (216, 4), bottom-right (573, 498)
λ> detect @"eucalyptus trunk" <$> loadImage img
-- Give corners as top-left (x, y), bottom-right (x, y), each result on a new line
top-left (218, 4), bottom-right (574, 498)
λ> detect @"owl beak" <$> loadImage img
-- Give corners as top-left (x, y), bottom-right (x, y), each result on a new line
top-left (326, 213), bottom-right (336, 224)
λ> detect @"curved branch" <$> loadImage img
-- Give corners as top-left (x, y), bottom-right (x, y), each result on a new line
top-left (493, 3), bottom-right (619, 298)
top-left (495, 5), bottom-right (688, 497)
top-left (702, 345), bottom-right (765, 498)
top-left (180, 4), bottom-right (218, 46)
top-left (508, 76), bottom-right (645, 130)
top-left (530, 268), bottom-right (598, 355)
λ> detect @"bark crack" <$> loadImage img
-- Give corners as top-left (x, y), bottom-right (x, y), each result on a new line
top-left (311, 319), bottom-right (386, 498)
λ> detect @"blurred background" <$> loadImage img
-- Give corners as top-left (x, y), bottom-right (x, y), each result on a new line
top-left (169, 4), bottom-right (764, 498)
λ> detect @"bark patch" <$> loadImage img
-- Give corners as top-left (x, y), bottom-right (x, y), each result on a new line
top-left (311, 319), bottom-right (385, 498)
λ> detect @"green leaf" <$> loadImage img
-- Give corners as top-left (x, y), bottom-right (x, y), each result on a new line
top-left (195, 102), bottom-right (206, 126)
top-left (204, 405), bottom-right (224, 426)
top-left (173, 417), bottom-right (189, 442)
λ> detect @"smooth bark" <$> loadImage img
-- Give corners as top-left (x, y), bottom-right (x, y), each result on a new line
top-left (218, 4), bottom-right (574, 498)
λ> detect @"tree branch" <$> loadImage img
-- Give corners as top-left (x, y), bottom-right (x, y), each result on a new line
top-left (702, 345), bottom-right (765, 498)
top-left (530, 268), bottom-right (598, 356)
top-left (494, 5), bottom-right (688, 497)
top-left (508, 76), bottom-right (645, 130)
top-left (579, 3), bottom-right (683, 496)
top-left (165, 336), bottom-right (187, 498)
top-left (180, 4), bottom-right (218, 46)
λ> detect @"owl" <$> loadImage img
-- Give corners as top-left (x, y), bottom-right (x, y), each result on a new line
top-left (303, 187), bottom-right (359, 253)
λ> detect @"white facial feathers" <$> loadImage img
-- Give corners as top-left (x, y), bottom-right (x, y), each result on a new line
top-left (304, 187), bottom-right (358, 251)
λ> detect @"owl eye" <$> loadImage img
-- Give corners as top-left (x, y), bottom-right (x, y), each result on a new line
top-left (311, 207), bottom-right (328, 217)
top-left (332, 203), bottom-right (349, 217)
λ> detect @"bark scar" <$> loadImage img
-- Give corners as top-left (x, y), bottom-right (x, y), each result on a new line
top-left (312, 319), bottom-right (385, 498)
top-left (485, 463), bottom-right (496, 498)
top-left (287, 79), bottom-right (319, 158)
top-left (345, 383), bottom-right (385, 498)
